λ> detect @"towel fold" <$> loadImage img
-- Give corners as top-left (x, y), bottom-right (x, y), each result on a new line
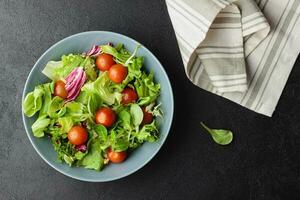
top-left (166, 0), bottom-right (300, 116)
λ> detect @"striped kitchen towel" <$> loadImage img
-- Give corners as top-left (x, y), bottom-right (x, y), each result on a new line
top-left (166, 0), bottom-right (300, 116)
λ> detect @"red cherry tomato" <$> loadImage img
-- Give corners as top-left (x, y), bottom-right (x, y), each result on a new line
top-left (96, 53), bottom-right (115, 71)
top-left (95, 107), bottom-right (116, 127)
top-left (121, 87), bottom-right (138, 105)
top-left (67, 126), bottom-right (88, 145)
top-left (108, 64), bottom-right (128, 84)
top-left (54, 80), bottom-right (68, 99)
top-left (107, 148), bottom-right (127, 163)
top-left (141, 107), bottom-right (153, 125)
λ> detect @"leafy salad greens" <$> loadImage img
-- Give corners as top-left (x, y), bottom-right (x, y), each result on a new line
top-left (200, 122), bottom-right (233, 145)
top-left (23, 43), bottom-right (162, 171)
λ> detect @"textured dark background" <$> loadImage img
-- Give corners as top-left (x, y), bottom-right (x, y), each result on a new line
top-left (1, 0), bottom-right (300, 199)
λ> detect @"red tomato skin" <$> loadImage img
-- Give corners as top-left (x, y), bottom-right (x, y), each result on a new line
top-left (108, 64), bottom-right (128, 84)
top-left (107, 148), bottom-right (127, 163)
top-left (141, 107), bottom-right (153, 125)
top-left (67, 126), bottom-right (88, 145)
top-left (96, 53), bottom-right (115, 71)
top-left (54, 80), bottom-right (68, 99)
top-left (95, 107), bottom-right (116, 127)
top-left (121, 87), bottom-right (138, 105)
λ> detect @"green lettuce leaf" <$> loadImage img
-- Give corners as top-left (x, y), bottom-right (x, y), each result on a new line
top-left (109, 129), bottom-right (130, 152)
top-left (51, 136), bottom-right (76, 164)
top-left (76, 91), bottom-right (102, 117)
top-left (42, 54), bottom-right (85, 81)
top-left (134, 71), bottom-right (160, 105)
top-left (47, 96), bottom-right (66, 118)
top-left (23, 85), bottom-right (44, 117)
top-left (127, 56), bottom-right (143, 78)
top-left (79, 139), bottom-right (104, 170)
top-left (81, 72), bottom-right (121, 105)
top-left (101, 45), bottom-right (131, 65)
top-left (38, 82), bottom-right (54, 117)
top-left (57, 117), bottom-right (74, 133)
top-left (75, 151), bottom-right (87, 160)
top-left (81, 57), bottom-right (98, 81)
top-left (118, 109), bottom-right (131, 130)
top-left (137, 121), bottom-right (158, 142)
top-left (93, 124), bottom-right (109, 150)
top-left (31, 115), bottom-right (51, 137)
top-left (64, 101), bottom-right (90, 122)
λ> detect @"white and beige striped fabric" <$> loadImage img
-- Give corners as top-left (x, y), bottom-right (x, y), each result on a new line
top-left (166, 0), bottom-right (300, 116)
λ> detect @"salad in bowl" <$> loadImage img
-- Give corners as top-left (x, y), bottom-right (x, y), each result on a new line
top-left (22, 43), bottom-right (162, 171)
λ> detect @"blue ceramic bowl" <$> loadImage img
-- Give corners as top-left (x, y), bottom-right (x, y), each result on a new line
top-left (22, 31), bottom-right (174, 182)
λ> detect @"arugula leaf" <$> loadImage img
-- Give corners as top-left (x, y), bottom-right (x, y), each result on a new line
top-left (22, 85), bottom-right (44, 117)
top-left (200, 122), bottom-right (233, 145)
top-left (130, 104), bottom-right (143, 127)
top-left (31, 115), bottom-right (51, 137)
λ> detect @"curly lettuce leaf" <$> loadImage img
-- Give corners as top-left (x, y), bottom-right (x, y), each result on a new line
top-left (42, 54), bottom-right (85, 81)
top-left (101, 45), bottom-right (131, 65)
top-left (81, 57), bottom-right (98, 81)
top-left (137, 121), bottom-right (158, 142)
top-left (134, 71), bottom-right (160, 105)
top-left (109, 129), bottom-right (130, 152)
top-left (51, 136), bottom-right (76, 164)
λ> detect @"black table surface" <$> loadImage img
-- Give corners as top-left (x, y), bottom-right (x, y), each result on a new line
top-left (1, 0), bottom-right (300, 199)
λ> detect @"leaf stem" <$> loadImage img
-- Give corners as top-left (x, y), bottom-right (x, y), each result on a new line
top-left (200, 122), bottom-right (212, 134)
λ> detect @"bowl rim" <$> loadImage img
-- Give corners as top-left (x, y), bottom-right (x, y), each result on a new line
top-left (22, 31), bottom-right (174, 182)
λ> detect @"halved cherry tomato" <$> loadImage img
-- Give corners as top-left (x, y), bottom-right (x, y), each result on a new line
top-left (121, 87), bottom-right (138, 105)
top-left (67, 126), bottom-right (88, 145)
top-left (108, 64), bottom-right (128, 84)
top-left (95, 107), bottom-right (116, 127)
top-left (54, 80), bottom-right (68, 99)
top-left (107, 148), bottom-right (127, 163)
top-left (96, 53), bottom-right (115, 71)
top-left (141, 106), bottom-right (153, 125)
